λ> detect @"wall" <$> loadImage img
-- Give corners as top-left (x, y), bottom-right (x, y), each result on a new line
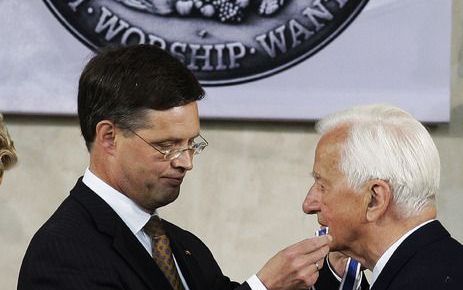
top-left (1, 1), bottom-right (462, 289)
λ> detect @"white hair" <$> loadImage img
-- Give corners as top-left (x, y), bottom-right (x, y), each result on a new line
top-left (316, 104), bottom-right (440, 217)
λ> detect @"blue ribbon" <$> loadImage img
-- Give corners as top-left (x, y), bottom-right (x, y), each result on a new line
top-left (340, 258), bottom-right (360, 290)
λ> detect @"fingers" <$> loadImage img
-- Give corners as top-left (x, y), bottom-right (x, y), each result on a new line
top-left (315, 256), bottom-right (325, 270)
top-left (280, 235), bottom-right (330, 271)
top-left (257, 236), bottom-right (331, 290)
top-left (292, 256), bottom-right (325, 288)
top-left (292, 262), bottom-right (321, 288)
top-left (307, 243), bottom-right (330, 264)
top-left (290, 235), bottom-right (331, 262)
top-left (299, 264), bottom-right (320, 288)
top-left (294, 234), bottom-right (332, 253)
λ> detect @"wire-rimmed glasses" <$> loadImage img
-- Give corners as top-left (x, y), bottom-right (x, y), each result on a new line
top-left (127, 129), bottom-right (208, 161)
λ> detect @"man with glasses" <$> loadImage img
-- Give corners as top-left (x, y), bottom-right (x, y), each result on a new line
top-left (18, 44), bottom-right (331, 290)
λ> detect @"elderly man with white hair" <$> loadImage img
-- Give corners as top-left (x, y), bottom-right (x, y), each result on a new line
top-left (303, 104), bottom-right (463, 290)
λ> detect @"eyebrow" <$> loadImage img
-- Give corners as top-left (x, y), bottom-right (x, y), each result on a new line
top-left (152, 134), bottom-right (200, 144)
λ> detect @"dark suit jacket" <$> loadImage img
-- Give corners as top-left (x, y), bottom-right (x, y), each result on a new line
top-left (371, 220), bottom-right (463, 290)
top-left (18, 179), bottom-right (250, 290)
top-left (18, 179), bottom-right (346, 290)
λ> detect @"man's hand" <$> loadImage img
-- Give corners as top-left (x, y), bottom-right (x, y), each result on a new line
top-left (256, 235), bottom-right (331, 290)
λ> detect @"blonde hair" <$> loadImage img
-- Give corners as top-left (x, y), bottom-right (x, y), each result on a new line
top-left (0, 114), bottom-right (18, 177)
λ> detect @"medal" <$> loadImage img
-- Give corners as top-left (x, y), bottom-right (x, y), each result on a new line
top-left (313, 226), bottom-right (361, 290)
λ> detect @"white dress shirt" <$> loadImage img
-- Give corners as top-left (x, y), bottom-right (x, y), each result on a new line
top-left (82, 169), bottom-right (191, 290)
top-left (370, 219), bottom-right (435, 288)
top-left (82, 168), bottom-right (265, 290)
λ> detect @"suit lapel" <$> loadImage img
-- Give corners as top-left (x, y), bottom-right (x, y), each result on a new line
top-left (371, 220), bottom-right (450, 290)
top-left (112, 224), bottom-right (172, 290)
top-left (164, 222), bottom-right (204, 290)
top-left (70, 179), bottom-right (172, 290)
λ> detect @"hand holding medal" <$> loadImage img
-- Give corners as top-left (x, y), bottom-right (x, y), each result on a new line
top-left (313, 227), bottom-right (362, 290)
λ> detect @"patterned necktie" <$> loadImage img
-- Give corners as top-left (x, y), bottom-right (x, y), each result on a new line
top-left (144, 215), bottom-right (184, 290)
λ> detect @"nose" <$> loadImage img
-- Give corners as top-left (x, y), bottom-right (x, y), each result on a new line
top-left (171, 149), bottom-right (194, 171)
top-left (302, 184), bottom-right (321, 214)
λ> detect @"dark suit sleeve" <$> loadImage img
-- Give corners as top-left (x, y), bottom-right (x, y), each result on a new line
top-left (232, 282), bottom-right (252, 290)
top-left (170, 224), bottom-right (252, 290)
top-left (18, 232), bottom-right (123, 290)
top-left (191, 238), bottom-right (252, 290)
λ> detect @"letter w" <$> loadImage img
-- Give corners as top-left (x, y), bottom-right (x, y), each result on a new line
top-left (95, 7), bottom-right (129, 41)
top-left (255, 25), bottom-right (287, 58)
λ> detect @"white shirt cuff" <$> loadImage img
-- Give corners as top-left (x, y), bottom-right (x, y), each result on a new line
top-left (246, 274), bottom-right (268, 290)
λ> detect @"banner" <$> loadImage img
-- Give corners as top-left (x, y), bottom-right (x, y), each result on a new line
top-left (0, 0), bottom-right (451, 122)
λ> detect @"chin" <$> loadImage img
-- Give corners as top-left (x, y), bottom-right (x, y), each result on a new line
top-left (161, 189), bottom-right (181, 205)
top-left (330, 240), bottom-right (352, 253)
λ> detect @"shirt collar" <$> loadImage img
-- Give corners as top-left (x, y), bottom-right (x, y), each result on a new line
top-left (82, 168), bottom-right (152, 235)
top-left (370, 219), bottom-right (435, 287)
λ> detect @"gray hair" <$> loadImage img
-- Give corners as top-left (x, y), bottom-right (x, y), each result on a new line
top-left (316, 104), bottom-right (440, 217)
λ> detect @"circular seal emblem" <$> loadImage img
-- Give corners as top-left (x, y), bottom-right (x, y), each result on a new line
top-left (44, 0), bottom-right (369, 85)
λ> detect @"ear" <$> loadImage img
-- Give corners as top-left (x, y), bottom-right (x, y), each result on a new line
top-left (365, 179), bottom-right (392, 222)
top-left (94, 120), bottom-right (117, 155)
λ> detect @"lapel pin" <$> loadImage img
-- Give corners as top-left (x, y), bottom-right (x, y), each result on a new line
top-left (185, 250), bottom-right (192, 256)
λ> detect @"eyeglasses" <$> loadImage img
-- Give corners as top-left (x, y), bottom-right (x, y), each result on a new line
top-left (127, 129), bottom-right (208, 161)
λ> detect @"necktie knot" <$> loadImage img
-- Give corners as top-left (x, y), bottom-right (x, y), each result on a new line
top-left (144, 215), bottom-right (166, 238)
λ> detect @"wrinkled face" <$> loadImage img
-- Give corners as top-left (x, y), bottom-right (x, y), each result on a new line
top-left (111, 102), bottom-right (200, 212)
top-left (303, 128), bottom-right (367, 252)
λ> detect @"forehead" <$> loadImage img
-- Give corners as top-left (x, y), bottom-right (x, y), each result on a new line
top-left (314, 126), bottom-right (349, 180)
top-left (143, 102), bottom-right (200, 139)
